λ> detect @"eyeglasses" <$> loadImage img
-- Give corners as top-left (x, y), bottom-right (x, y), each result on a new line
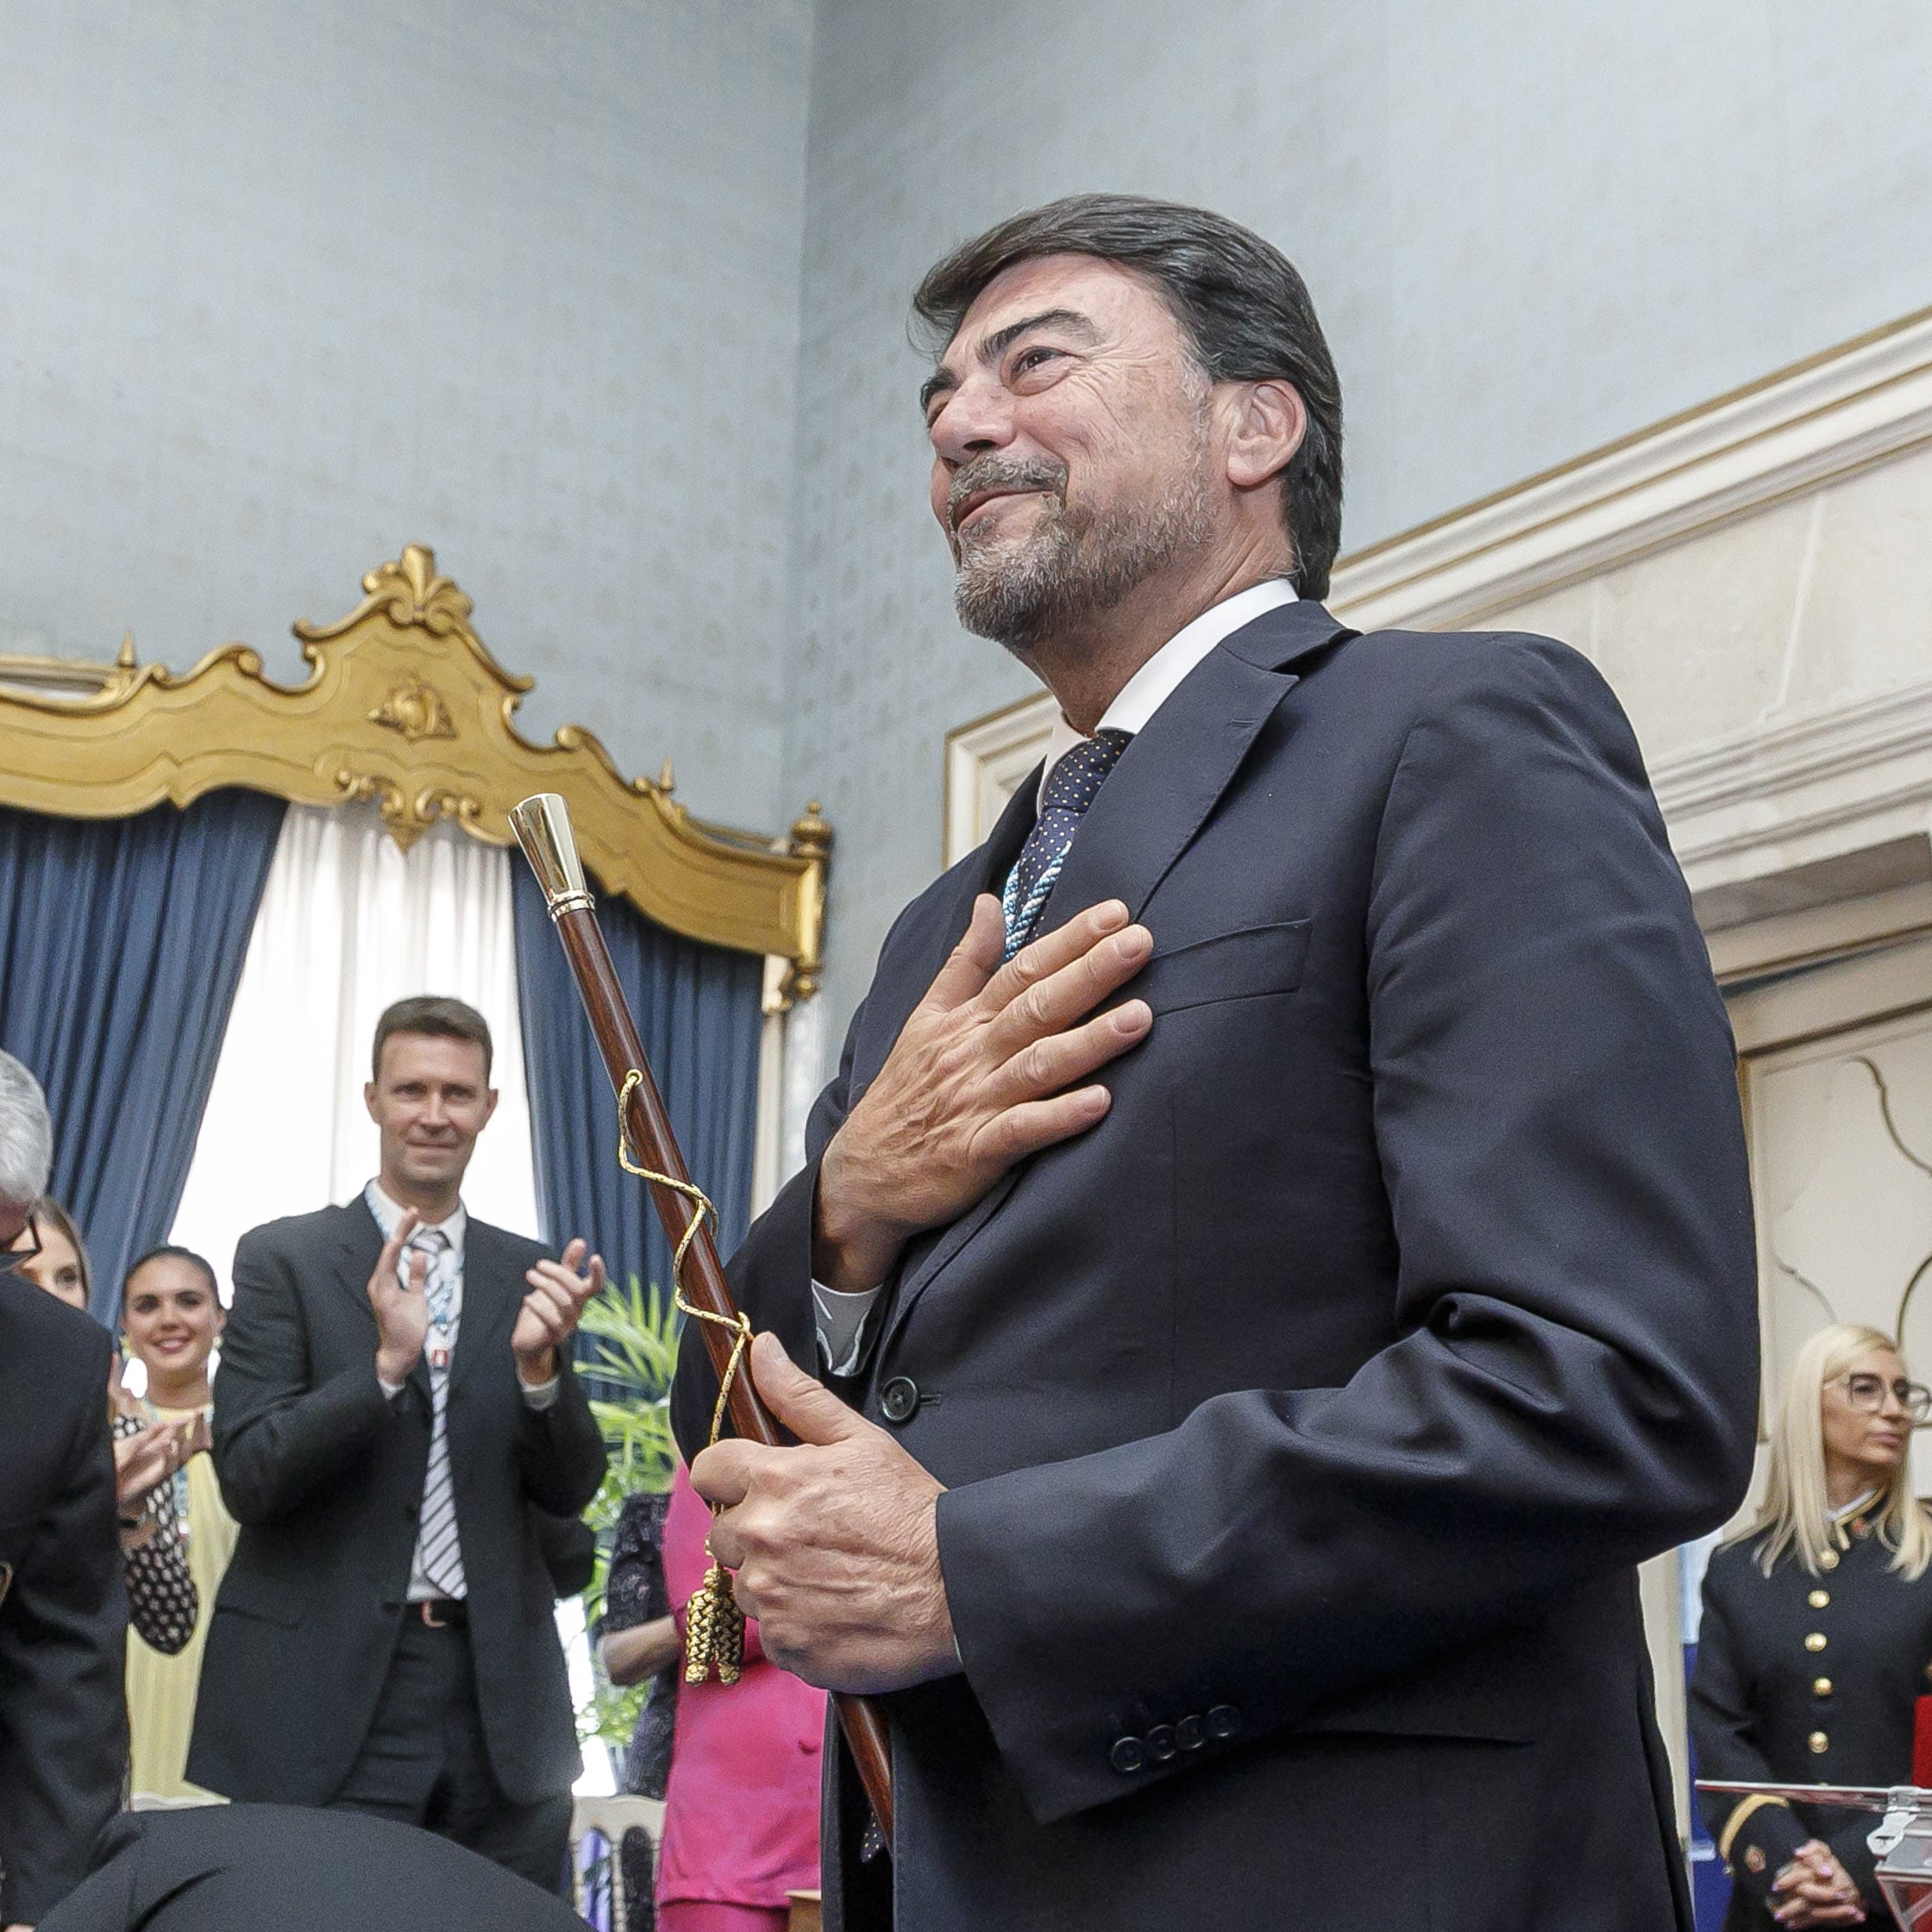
top-left (1835, 1371), bottom-right (1932, 1423)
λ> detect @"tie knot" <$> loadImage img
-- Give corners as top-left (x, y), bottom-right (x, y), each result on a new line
top-left (1041, 729), bottom-right (1131, 818)
top-left (410, 1226), bottom-right (451, 1255)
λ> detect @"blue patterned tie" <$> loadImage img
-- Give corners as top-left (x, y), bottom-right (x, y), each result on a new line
top-left (1001, 729), bottom-right (1132, 959)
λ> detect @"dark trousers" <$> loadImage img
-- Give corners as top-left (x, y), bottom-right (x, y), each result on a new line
top-left (330, 1614), bottom-right (572, 1895)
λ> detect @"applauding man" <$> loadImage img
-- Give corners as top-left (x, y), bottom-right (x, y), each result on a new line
top-left (189, 997), bottom-right (606, 1893)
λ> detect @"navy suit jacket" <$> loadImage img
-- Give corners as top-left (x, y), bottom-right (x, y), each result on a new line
top-left (675, 600), bottom-right (1760, 1932)
top-left (190, 1201), bottom-right (605, 1809)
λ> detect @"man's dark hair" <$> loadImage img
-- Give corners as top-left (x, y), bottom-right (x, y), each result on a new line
top-left (122, 1243), bottom-right (218, 1307)
top-left (913, 193), bottom-right (1345, 599)
top-left (371, 994), bottom-right (494, 1082)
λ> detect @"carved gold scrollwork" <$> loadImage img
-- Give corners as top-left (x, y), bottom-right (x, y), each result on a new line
top-left (302, 543), bottom-right (480, 644)
top-left (0, 545), bottom-right (828, 982)
top-left (368, 679), bottom-right (458, 743)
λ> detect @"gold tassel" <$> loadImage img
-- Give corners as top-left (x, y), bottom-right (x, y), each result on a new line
top-left (684, 1560), bottom-right (746, 1685)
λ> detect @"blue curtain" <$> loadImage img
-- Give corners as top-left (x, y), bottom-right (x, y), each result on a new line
top-left (512, 866), bottom-right (766, 1319)
top-left (0, 789), bottom-right (286, 1322)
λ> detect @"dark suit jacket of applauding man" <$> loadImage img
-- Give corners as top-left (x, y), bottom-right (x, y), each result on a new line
top-left (0, 1052), bottom-right (125, 1932)
top-left (672, 197), bottom-right (1760, 1932)
top-left (188, 997), bottom-right (607, 1891)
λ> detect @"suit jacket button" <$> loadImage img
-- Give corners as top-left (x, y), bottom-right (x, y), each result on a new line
top-left (1175, 1715), bottom-right (1205, 1752)
top-left (1206, 1703), bottom-right (1241, 1741)
top-left (1809, 1730), bottom-right (1830, 1754)
top-left (1109, 1735), bottom-right (1145, 1774)
top-left (880, 1377), bottom-right (920, 1424)
top-left (1145, 1724), bottom-right (1177, 1763)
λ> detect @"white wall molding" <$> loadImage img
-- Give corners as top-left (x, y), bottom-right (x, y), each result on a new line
top-left (1326, 305), bottom-right (1932, 634)
top-left (944, 693), bottom-right (1055, 867)
top-left (1657, 679), bottom-right (1932, 870)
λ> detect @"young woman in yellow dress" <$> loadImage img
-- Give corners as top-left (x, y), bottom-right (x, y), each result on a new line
top-left (119, 1245), bottom-right (239, 1806)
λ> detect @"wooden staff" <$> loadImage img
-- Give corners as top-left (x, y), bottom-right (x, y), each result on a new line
top-left (509, 792), bottom-right (895, 1848)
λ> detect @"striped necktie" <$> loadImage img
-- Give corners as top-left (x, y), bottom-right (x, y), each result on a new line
top-left (410, 1224), bottom-right (467, 1599)
top-left (1001, 729), bottom-right (1132, 959)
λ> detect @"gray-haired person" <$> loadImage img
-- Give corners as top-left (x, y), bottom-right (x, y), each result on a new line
top-left (0, 1051), bottom-right (127, 1931)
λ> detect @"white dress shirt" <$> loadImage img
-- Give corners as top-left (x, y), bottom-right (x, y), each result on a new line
top-left (366, 1181), bottom-right (558, 1600)
top-left (812, 577), bottom-right (1300, 1375)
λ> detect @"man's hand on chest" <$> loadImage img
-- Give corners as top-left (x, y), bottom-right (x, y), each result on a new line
top-left (812, 893), bottom-right (1154, 1294)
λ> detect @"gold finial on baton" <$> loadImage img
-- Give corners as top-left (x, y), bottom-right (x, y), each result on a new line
top-left (508, 793), bottom-right (593, 918)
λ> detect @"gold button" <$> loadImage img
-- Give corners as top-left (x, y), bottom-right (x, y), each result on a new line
top-left (1809, 1589), bottom-right (1830, 1609)
top-left (1820, 1549), bottom-right (1840, 1570)
top-left (1809, 1730), bottom-right (1830, 1753)
top-left (1805, 1632), bottom-right (1828, 1653)
top-left (1814, 1677), bottom-right (1833, 1697)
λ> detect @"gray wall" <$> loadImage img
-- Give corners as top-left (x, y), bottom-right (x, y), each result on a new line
top-left (9, 2), bottom-right (1932, 1044)
top-left (786, 0), bottom-right (1932, 1042)
top-left (0, 0), bottom-right (812, 831)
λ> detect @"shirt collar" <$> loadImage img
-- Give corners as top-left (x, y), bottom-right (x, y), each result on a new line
top-left (1830, 1488), bottom-right (1878, 1525)
top-left (1037, 578), bottom-right (1299, 810)
top-left (365, 1179), bottom-right (467, 1258)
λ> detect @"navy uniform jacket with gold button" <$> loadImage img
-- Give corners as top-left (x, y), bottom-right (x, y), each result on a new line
top-left (1692, 1518), bottom-right (1932, 1925)
top-left (675, 603), bottom-right (1761, 1932)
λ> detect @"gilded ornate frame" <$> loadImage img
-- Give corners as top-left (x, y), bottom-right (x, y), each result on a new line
top-left (0, 545), bottom-right (828, 999)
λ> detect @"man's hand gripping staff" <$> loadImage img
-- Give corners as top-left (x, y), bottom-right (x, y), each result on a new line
top-left (508, 791), bottom-right (899, 1847)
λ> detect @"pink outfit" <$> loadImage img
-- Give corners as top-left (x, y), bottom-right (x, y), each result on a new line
top-left (657, 1905), bottom-right (788, 1932)
top-left (656, 1465), bottom-right (826, 1913)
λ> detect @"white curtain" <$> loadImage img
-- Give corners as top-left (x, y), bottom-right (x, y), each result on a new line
top-left (170, 801), bottom-right (540, 1293)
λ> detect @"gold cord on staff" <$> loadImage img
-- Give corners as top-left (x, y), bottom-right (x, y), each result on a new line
top-left (617, 1070), bottom-right (748, 1686)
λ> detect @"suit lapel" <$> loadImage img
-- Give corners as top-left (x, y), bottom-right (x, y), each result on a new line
top-left (329, 1200), bottom-right (430, 1404)
top-left (451, 1220), bottom-right (518, 1395)
top-left (857, 769), bottom-right (1040, 1099)
top-left (885, 602), bottom-right (1356, 1339)
top-left (1033, 599), bottom-right (1355, 945)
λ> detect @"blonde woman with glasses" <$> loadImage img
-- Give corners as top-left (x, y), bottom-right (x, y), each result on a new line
top-left (1693, 1324), bottom-right (1932, 1929)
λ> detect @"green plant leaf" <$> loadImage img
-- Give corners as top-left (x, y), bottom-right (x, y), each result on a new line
top-left (571, 1274), bottom-right (680, 1748)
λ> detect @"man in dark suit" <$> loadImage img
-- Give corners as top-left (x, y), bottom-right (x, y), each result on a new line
top-left (676, 196), bottom-right (1760, 1930)
top-left (0, 1051), bottom-right (125, 1932)
top-left (188, 996), bottom-right (607, 1891)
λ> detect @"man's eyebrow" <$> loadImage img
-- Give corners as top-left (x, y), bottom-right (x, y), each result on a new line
top-left (919, 307), bottom-right (1099, 415)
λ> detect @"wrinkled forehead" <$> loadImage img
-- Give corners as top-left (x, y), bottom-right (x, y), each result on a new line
top-left (937, 253), bottom-right (1192, 377)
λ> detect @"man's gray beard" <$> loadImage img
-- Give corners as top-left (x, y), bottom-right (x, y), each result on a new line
top-left (952, 462), bottom-right (1215, 656)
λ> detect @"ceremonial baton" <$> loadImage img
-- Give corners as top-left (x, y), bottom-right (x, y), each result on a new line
top-left (509, 793), bottom-right (895, 1848)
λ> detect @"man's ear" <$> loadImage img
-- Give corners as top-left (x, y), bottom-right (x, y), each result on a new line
top-left (1224, 379), bottom-right (1308, 492)
top-left (482, 1086), bottom-right (500, 1126)
top-left (363, 1080), bottom-right (380, 1124)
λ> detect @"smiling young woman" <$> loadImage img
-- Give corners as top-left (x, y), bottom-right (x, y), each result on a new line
top-left (119, 1245), bottom-right (238, 1806)
top-left (1693, 1325), bottom-right (1932, 1929)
